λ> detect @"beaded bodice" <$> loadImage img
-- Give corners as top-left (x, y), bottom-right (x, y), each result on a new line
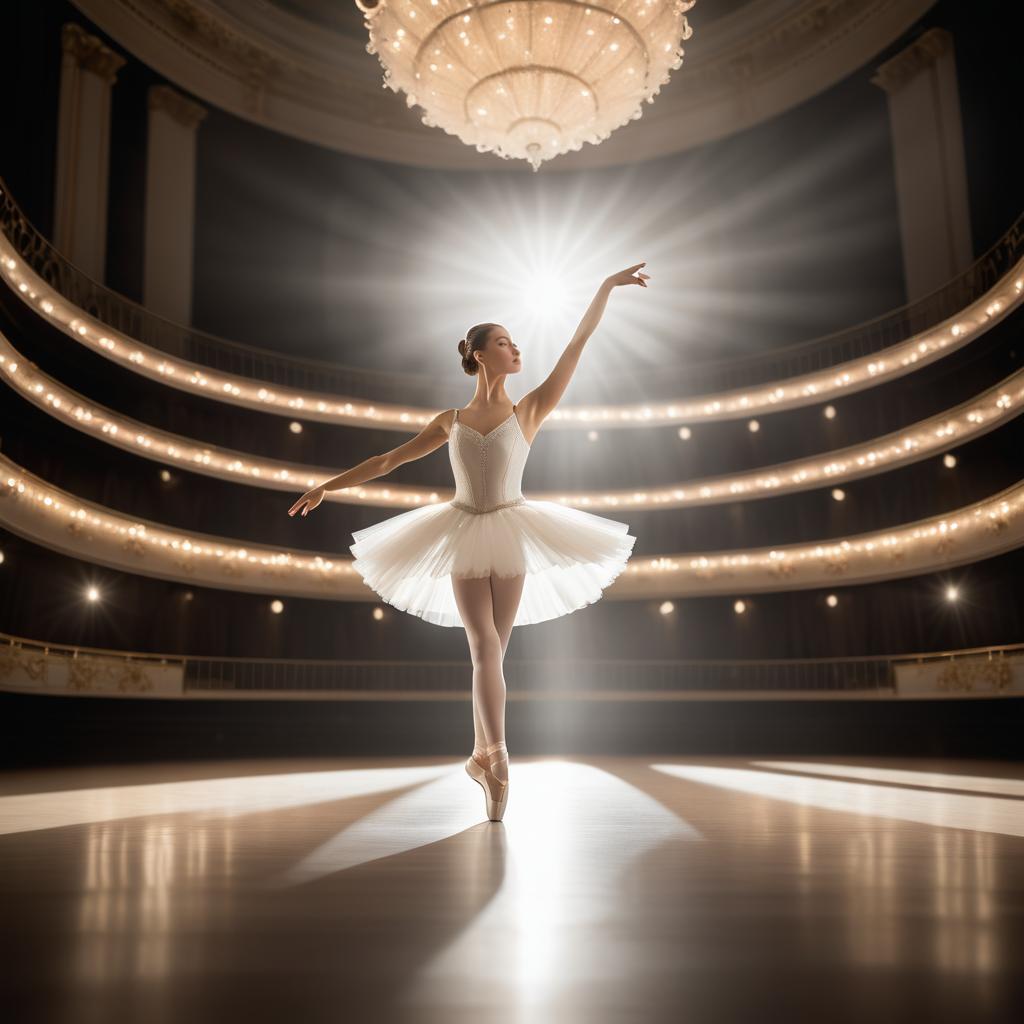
top-left (448, 406), bottom-right (531, 514)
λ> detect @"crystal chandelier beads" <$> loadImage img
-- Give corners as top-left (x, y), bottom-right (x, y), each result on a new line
top-left (353, 0), bottom-right (696, 170)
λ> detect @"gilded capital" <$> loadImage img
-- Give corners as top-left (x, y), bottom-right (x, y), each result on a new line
top-left (60, 23), bottom-right (126, 84)
top-left (871, 27), bottom-right (952, 94)
top-left (149, 84), bottom-right (208, 128)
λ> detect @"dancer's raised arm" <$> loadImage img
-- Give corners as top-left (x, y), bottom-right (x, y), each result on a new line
top-left (287, 411), bottom-right (452, 518)
top-left (522, 263), bottom-right (649, 423)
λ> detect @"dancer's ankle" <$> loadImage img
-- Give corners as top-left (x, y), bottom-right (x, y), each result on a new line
top-left (485, 740), bottom-right (509, 783)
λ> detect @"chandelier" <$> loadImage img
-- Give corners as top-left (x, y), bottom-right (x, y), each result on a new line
top-left (353, 0), bottom-right (697, 170)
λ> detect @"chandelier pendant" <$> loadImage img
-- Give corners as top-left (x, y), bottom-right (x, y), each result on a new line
top-left (353, 0), bottom-right (697, 171)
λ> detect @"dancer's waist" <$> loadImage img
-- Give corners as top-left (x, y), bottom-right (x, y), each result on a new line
top-left (451, 497), bottom-right (526, 515)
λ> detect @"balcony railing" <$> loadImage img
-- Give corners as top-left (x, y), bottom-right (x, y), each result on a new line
top-left (2, 176), bottom-right (1021, 401)
top-left (3, 631), bottom-right (1021, 700)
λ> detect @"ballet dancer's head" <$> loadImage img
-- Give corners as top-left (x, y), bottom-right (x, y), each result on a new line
top-left (458, 323), bottom-right (521, 376)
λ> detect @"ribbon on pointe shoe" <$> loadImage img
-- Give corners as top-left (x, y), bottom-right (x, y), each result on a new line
top-left (485, 741), bottom-right (509, 781)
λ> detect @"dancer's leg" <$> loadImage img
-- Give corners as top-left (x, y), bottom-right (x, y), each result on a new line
top-left (490, 573), bottom-right (526, 658)
top-left (467, 574), bottom-right (524, 755)
top-left (452, 575), bottom-right (506, 777)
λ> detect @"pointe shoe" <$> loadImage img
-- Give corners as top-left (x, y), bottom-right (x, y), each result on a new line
top-left (481, 741), bottom-right (509, 822)
top-left (465, 743), bottom-right (509, 821)
top-left (465, 750), bottom-right (488, 784)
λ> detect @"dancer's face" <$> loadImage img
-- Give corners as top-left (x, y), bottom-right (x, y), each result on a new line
top-left (483, 326), bottom-right (521, 374)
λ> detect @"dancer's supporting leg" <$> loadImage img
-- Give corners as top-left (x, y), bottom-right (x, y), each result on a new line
top-left (453, 574), bottom-right (515, 782)
top-left (481, 573), bottom-right (525, 778)
top-left (467, 574), bottom-right (526, 761)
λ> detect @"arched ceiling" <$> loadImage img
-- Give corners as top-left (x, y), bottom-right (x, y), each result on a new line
top-left (71, 0), bottom-right (935, 170)
top-left (262, 0), bottom-right (758, 40)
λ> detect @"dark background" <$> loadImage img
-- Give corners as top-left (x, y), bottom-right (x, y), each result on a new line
top-left (0, 0), bottom-right (1020, 674)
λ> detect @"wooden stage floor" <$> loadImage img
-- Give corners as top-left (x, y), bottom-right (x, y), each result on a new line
top-left (2, 755), bottom-right (1022, 1023)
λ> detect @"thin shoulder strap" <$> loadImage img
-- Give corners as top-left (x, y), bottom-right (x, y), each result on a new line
top-left (453, 408), bottom-right (459, 422)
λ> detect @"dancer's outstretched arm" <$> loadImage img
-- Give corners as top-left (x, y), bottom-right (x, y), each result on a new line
top-left (520, 263), bottom-right (649, 424)
top-left (287, 410), bottom-right (453, 518)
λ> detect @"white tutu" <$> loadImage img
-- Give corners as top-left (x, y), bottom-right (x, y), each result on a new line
top-left (349, 498), bottom-right (637, 628)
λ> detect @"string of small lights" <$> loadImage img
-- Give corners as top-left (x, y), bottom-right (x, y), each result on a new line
top-left (1, 327), bottom-right (1020, 511)
top-left (2, 233), bottom-right (1021, 431)
top-left (2, 451), bottom-right (1020, 599)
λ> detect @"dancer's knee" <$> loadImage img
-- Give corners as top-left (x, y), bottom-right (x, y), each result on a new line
top-left (467, 626), bottom-right (502, 664)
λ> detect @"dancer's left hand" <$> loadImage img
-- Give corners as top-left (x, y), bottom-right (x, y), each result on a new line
top-left (605, 263), bottom-right (650, 288)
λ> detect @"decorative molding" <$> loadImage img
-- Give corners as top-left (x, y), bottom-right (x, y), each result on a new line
top-left (148, 83), bottom-right (207, 127)
top-left (61, 22), bottom-right (127, 83)
top-left (69, 0), bottom-right (938, 169)
top-left (870, 25), bottom-right (950, 93)
top-left (0, 640), bottom-right (183, 696)
top-left (894, 651), bottom-right (1023, 697)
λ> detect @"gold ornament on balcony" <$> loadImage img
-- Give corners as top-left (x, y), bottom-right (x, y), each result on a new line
top-left (353, 0), bottom-right (697, 170)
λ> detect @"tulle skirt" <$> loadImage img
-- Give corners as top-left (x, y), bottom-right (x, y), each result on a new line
top-left (349, 498), bottom-right (637, 628)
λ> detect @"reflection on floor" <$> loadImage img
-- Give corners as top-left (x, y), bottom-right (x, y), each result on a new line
top-left (1, 756), bottom-right (1021, 1023)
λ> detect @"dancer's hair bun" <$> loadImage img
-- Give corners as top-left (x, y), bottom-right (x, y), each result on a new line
top-left (458, 322), bottom-right (497, 376)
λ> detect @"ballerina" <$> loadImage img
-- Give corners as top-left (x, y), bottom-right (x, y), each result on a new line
top-left (288, 263), bottom-right (649, 820)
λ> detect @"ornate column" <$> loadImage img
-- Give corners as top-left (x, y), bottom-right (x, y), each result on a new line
top-left (53, 23), bottom-right (125, 280)
top-left (872, 28), bottom-right (972, 302)
top-left (143, 85), bottom-right (207, 325)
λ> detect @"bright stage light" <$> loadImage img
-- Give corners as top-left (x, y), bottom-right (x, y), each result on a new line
top-left (86, 586), bottom-right (100, 602)
top-left (945, 585), bottom-right (959, 602)
top-left (521, 271), bottom-right (571, 320)
top-left (943, 453), bottom-right (957, 468)
top-left (270, 599), bottom-right (284, 614)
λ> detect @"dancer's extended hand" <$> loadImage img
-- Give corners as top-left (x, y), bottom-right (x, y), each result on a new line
top-left (605, 263), bottom-right (650, 288)
top-left (288, 485), bottom-right (325, 518)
